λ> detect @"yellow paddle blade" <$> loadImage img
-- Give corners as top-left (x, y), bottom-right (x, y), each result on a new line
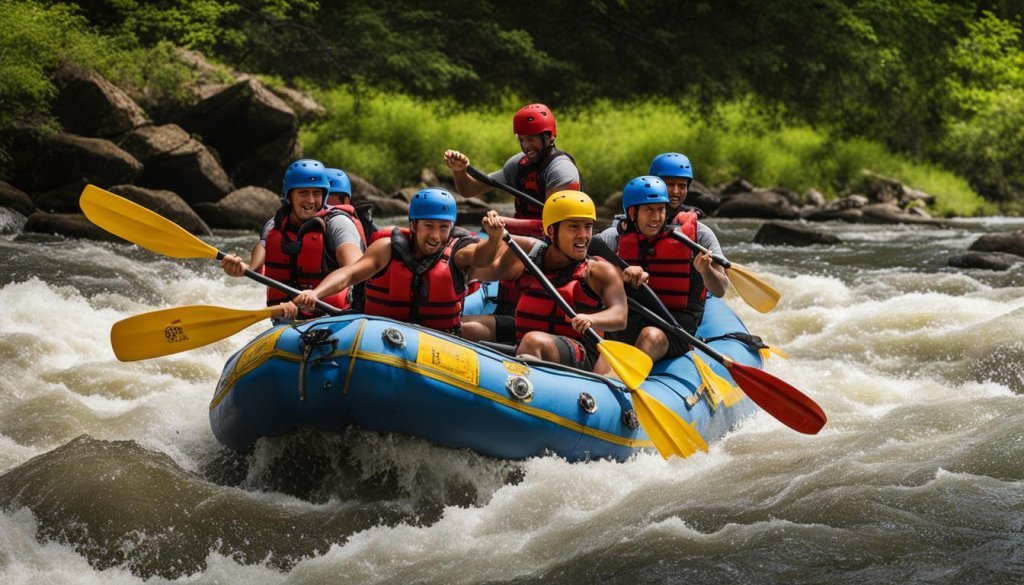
top-left (111, 305), bottom-right (274, 361)
top-left (727, 262), bottom-right (781, 313)
top-left (692, 354), bottom-right (742, 407)
top-left (79, 184), bottom-right (219, 259)
top-left (597, 340), bottom-right (653, 389)
top-left (760, 344), bottom-right (790, 361)
top-left (631, 389), bottom-right (709, 459)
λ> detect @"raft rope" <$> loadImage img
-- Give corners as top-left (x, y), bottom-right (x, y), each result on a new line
top-left (297, 325), bottom-right (338, 401)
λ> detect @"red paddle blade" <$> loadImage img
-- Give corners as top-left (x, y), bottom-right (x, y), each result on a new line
top-left (726, 361), bottom-right (827, 434)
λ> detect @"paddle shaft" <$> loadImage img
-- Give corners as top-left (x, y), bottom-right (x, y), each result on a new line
top-left (502, 232), bottom-right (603, 346)
top-left (216, 253), bottom-right (344, 316)
top-left (625, 296), bottom-right (728, 365)
top-left (466, 165), bottom-right (546, 210)
top-left (668, 230), bottom-right (732, 269)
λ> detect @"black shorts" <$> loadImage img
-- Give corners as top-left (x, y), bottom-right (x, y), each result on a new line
top-left (493, 314), bottom-right (518, 344)
top-left (608, 311), bottom-right (699, 360)
top-left (551, 334), bottom-right (599, 371)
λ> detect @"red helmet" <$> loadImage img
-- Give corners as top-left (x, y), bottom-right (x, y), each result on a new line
top-left (513, 104), bottom-right (557, 138)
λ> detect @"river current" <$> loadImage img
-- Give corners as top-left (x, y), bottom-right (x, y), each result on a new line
top-left (0, 217), bottom-right (1022, 584)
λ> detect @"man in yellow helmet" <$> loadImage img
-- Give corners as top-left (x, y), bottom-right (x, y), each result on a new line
top-left (468, 191), bottom-right (628, 373)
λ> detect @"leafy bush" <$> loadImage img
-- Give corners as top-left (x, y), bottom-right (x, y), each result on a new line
top-left (303, 87), bottom-right (986, 215)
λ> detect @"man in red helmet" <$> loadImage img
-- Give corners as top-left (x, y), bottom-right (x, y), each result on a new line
top-left (443, 103), bottom-right (581, 220)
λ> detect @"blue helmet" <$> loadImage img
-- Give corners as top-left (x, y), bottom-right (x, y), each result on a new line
top-left (649, 152), bottom-right (693, 180)
top-left (281, 159), bottom-right (330, 205)
top-left (325, 168), bottom-right (352, 200)
top-left (622, 175), bottom-right (670, 212)
top-left (409, 188), bottom-right (457, 223)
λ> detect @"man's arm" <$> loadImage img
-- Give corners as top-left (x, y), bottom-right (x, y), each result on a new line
top-left (454, 211), bottom-right (505, 270)
top-left (295, 238), bottom-right (391, 308)
top-left (577, 260), bottom-right (628, 332)
top-left (443, 150), bottom-right (494, 199)
top-left (694, 223), bottom-right (730, 298)
top-left (541, 156), bottom-right (582, 197)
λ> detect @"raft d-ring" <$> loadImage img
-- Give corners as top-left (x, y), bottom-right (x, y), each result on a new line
top-left (622, 409), bottom-right (640, 430)
top-left (578, 392), bottom-right (597, 414)
top-left (382, 328), bottom-right (406, 349)
top-left (506, 375), bottom-right (534, 401)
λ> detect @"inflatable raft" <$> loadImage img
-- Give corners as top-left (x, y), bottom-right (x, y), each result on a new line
top-left (209, 284), bottom-right (764, 461)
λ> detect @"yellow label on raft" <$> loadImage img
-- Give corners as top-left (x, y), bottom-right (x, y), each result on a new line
top-left (416, 333), bottom-right (480, 386)
top-left (234, 327), bottom-right (286, 376)
top-left (503, 360), bottom-right (530, 376)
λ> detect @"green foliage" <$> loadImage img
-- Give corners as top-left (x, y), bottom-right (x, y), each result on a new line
top-left (303, 88), bottom-right (986, 215)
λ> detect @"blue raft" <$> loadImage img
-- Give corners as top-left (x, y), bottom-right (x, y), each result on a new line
top-left (209, 289), bottom-right (763, 461)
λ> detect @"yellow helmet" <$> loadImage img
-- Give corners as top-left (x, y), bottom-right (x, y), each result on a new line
top-left (542, 190), bottom-right (597, 232)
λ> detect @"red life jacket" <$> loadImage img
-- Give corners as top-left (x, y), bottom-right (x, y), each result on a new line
top-left (513, 242), bottom-right (604, 341)
top-left (362, 227), bottom-right (473, 334)
top-left (263, 208), bottom-right (350, 313)
top-left (617, 210), bottom-right (706, 314)
top-left (512, 147), bottom-right (581, 219)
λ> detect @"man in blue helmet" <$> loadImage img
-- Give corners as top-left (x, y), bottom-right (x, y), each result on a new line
top-left (595, 175), bottom-right (730, 363)
top-left (290, 189), bottom-right (507, 340)
top-left (649, 152), bottom-right (697, 220)
top-left (221, 159), bottom-right (365, 316)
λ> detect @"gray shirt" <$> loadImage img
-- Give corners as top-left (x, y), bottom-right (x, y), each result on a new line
top-left (596, 222), bottom-right (726, 260)
top-left (489, 152), bottom-right (581, 193)
top-left (259, 212), bottom-right (364, 252)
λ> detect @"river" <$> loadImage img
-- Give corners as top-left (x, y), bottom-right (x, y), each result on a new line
top-left (0, 217), bottom-right (1022, 584)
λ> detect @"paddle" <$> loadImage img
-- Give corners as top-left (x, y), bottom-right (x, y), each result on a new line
top-left (79, 184), bottom-right (343, 316)
top-left (666, 230), bottom-right (781, 313)
top-left (466, 165), bottom-right (546, 209)
top-left (502, 231), bottom-right (709, 458)
top-left (624, 297), bottom-right (826, 434)
top-left (110, 305), bottom-right (289, 361)
top-left (586, 237), bottom-right (738, 402)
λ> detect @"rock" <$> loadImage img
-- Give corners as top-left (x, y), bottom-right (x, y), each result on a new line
top-left (948, 251), bottom-right (1024, 271)
top-left (418, 167), bottom-right (440, 187)
top-left (32, 177), bottom-right (92, 213)
top-left (193, 186), bottom-right (280, 231)
top-left (267, 85), bottom-right (326, 123)
top-left (0, 181), bottom-right (34, 216)
top-left (0, 208), bottom-right (27, 235)
top-left (120, 124), bottom-right (234, 203)
top-left (349, 172), bottom-right (390, 202)
top-left (51, 62), bottom-right (147, 138)
top-left (802, 207), bottom-right (865, 222)
top-left (394, 186), bottom-right (419, 203)
top-left (105, 184), bottom-right (211, 235)
top-left (862, 171), bottom-right (937, 207)
top-left (22, 211), bottom-right (119, 241)
top-left (719, 178), bottom-right (755, 195)
top-left (860, 203), bottom-right (942, 224)
top-left (714, 190), bottom-right (799, 219)
top-left (687, 180), bottom-right (720, 214)
top-left (176, 77), bottom-right (298, 189)
top-left (804, 189), bottom-right (827, 207)
top-left (7, 131), bottom-right (142, 193)
top-left (753, 221), bottom-right (842, 247)
top-left (453, 194), bottom-right (492, 224)
top-left (968, 229), bottom-right (1024, 257)
top-left (835, 194), bottom-right (870, 209)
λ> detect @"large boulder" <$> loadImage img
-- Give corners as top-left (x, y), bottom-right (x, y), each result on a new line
top-left (107, 184), bottom-right (211, 235)
top-left (714, 190), bottom-right (799, 219)
top-left (7, 131), bottom-right (142, 194)
top-left (754, 221), bottom-right (842, 247)
top-left (119, 124), bottom-right (234, 203)
top-left (968, 229), bottom-right (1024, 257)
top-left (862, 171), bottom-right (936, 207)
top-left (268, 85), bottom-right (326, 123)
top-left (0, 208), bottom-right (27, 235)
top-left (193, 186), bottom-right (280, 231)
top-left (687, 180), bottom-right (721, 215)
top-left (948, 251), bottom-right (1024, 271)
top-left (51, 62), bottom-right (147, 138)
top-left (176, 77), bottom-right (298, 189)
top-left (348, 173), bottom-right (409, 218)
top-left (22, 211), bottom-right (117, 241)
top-left (0, 181), bottom-right (34, 216)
